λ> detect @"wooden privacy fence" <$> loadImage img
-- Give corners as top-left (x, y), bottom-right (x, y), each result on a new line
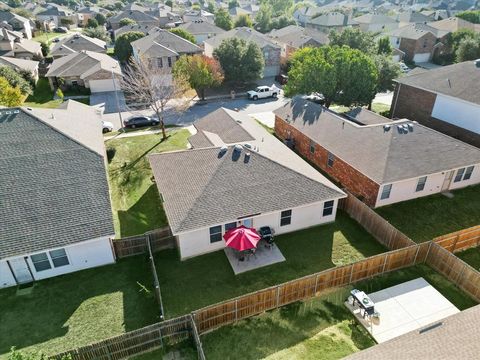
top-left (433, 225), bottom-right (480, 254)
top-left (112, 227), bottom-right (175, 258)
top-left (192, 242), bottom-right (430, 334)
top-left (426, 242), bottom-right (480, 302)
top-left (146, 234), bottom-right (165, 320)
top-left (339, 193), bottom-right (416, 250)
top-left (51, 315), bottom-right (194, 360)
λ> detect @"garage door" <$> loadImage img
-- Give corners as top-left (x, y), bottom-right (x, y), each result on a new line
top-left (89, 79), bottom-right (120, 93)
top-left (263, 65), bottom-right (280, 78)
top-left (413, 53), bottom-right (431, 63)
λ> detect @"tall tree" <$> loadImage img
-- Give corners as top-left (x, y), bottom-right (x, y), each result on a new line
top-left (86, 18), bottom-right (99, 28)
top-left (213, 38), bottom-right (264, 82)
top-left (121, 58), bottom-right (189, 139)
top-left (377, 36), bottom-right (392, 55)
top-left (456, 37), bottom-right (480, 62)
top-left (228, 0), bottom-right (239, 9)
top-left (373, 54), bottom-right (400, 93)
top-left (169, 28), bottom-right (196, 44)
top-left (114, 31), bottom-right (144, 62)
top-left (95, 13), bottom-right (106, 25)
top-left (269, 0), bottom-right (293, 16)
top-left (207, 2), bottom-right (215, 13)
top-left (234, 14), bottom-right (253, 28)
top-left (119, 18), bottom-right (137, 27)
top-left (456, 10), bottom-right (480, 24)
top-left (83, 26), bottom-right (110, 42)
top-left (285, 46), bottom-right (378, 108)
top-left (255, 3), bottom-right (272, 33)
top-left (0, 66), bottom-right (32, 95)
top-left (173, 55), bottom-right (224, 100)
top-left (329, 28), bottom-right (376, 54)
top-left (215, 8), bottom-right (233, 30)
top-left (270, 15), bottom-right (296, 30)
top-left (0, 77), bottom-right (23, 107)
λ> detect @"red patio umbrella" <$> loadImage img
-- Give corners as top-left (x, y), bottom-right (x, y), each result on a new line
top-left (223, 225), bottom-right (261, 252)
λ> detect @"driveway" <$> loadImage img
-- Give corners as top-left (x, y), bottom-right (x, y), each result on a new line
top-left (90, 91), bottom-right (127, 114)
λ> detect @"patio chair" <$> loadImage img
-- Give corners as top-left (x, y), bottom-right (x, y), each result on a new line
top-left (259, 226), bottom-right (275, 248)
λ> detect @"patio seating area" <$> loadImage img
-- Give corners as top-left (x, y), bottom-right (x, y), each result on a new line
top-left (224, 243), bottom-right (286, 275)
top-left (345, 278), bottom-right (460, 343)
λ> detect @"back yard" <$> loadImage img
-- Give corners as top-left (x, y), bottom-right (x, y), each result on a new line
top-left (376, 184), bottom-right (480, 243)
top-left (155, 212), bottom-right (387, 318)
top-left (0, 257), bottom-right (158, 358)
top-left (106, 130), bottom-right (190, 237)
top-left (201, 264), bottom-right (477, 360)
top-left (457, 247), bottom-right (480, 271)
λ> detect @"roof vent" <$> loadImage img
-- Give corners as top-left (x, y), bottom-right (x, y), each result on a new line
top-left (219, 145), bottom-right (228, 154)
top-left (383, 124), bottom-right (391, 132)
top-left (244, 152), bottom-right (251, 163)
top-left (234, 144), bottom-right (243, 152)
top-left (244, 143), bottom-right (252, 149)
top-left (408, 123), bottom-right (414, 132)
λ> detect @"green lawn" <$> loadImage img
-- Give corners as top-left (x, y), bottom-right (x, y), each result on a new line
top-left (131, 341), bottom-right (197, 360)
top-left (457, 247), bottom-right (480, 271)
top-left (371, 102), bottom-right (390, 116)
top-left (376, 184), bottom-right (480, 243)
top-left (0, 257), bottom-right (159, 358)
top-left (24, 78), bottom-right (62, 109)
top-left (201, 264), bottom-right (477, 360)
top-left (106, 130), bottom-right (190, 237)
top-left (156, 212), bottom-right (387, 318)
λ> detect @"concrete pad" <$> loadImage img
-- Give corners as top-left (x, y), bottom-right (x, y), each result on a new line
top-left (224, 244), bottom-right (286, 275)
top-left (250, 112), bottom-right (275, 128)
top-left (346, 278), bottom-right (459, 343)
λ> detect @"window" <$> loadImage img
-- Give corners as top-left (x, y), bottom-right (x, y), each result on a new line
top-left (464, 166), bottom-right (474, 180)
top-left (327, 152), bottom-right (334, 167)
top-left (168, 57), bottom-right (172, 67)
top-left (224, 222), bottom-right (237, 232)
top-left (31, 253), bottom-right (51, 272)
top-left (156, 58), bottom-right (163, 68)
top-left (49, 248), bottom-right (69, 267)
top-left (416, 176), bottom-right (427, 192)
top-left (309, 140), bottom-right (315, 154)
top-left (323, 200), bottom-right (334, 216)
top-left (71, 80), bottom-right (78, 86)
top-left (209, 225), bottom-right (222, 243)
top-left (280, 210), bottom-right (292, 226)
top-left (454, 168), bottom-right (465, 182)
top-left (380, 184), bottom-right (392, 200)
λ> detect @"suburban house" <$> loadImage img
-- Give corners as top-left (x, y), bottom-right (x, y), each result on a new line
top-left (77, 6), bottom-right (108, 27)
top-left (108, 10), bottom-right (159, 30)
top-left (0, 55), bottom-right (39, 81)
top-left (228, 7), bottom-right (251, 21)
top-left (274, 96), bottom-right (480, 208)
top-left (293, 6), bottom-right (322, 26)
top-left (428, 16), bottom-right (480, 33)
top-left (204, 27), bottom-right (281, 78)
top-left (178, 19), bottom-right (225, 44)
top-left (0, 10), bottom-right (32, 39)
top-left (131, 28), bottom-right (201, 82)
top-left (352, 13), bottom-right (400, 32)
top-left (183, 9), bottom-right (214, 24)
top-left (305, 12), bottom-right (358, 33)
top-left (267, 25), bottom-right (329, 59)
top-left (45, 50), bottom-right (122, 92)
top-left (36, 4), bottom-right (78, 28)
top-left (149, 108), bottom-right (345, 259)
top-left (391, 60), bottom-right (480, 148)
top-left (156, 8), bottom-right (182, 28)
top-left (113, 23), bottom-right (156, 41)
top-left (0, 102), bottom-right (115, 288)
top-left (0, 28), bottom-right (42, 60)
top-left (50, 33), bottom-right (106, 58)
top-left (394, 10), bottom-right (436, 27)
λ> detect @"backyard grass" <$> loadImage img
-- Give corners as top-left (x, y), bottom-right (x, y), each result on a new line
top-left (106, 130), bottom-right (190, 237)
top-left (0, 257), bottom-right (158, 358)
top-left (376, 184), bottom-right (480, 242)
top-left (23, 78), bottom-right (62, 109)
top-left (201, 264), bottom-right (477, 360)
top-left (155, 211), bottom-right (387, 318)
top-left (371, 102), bottom-right (390, 115)
top-left (131, 340), bottom-right (197, 360)
top-left (457, 247), bottom-right (480, 271)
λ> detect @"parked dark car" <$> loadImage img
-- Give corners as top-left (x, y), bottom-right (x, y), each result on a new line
top-left (123, 116), bottom-right (159, 129)
top-left (54, 27), bottom-right (68, 33)
top-left (275, 74), bottom-right (288, 85)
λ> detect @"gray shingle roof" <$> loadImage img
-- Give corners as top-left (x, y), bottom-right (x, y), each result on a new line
top-left (395, 60), bottom-right (480, 105)
top-left (51, 33), bottom-right (106, 57)
top-left (274, 97), bottom-right (480, 184)
top-left (268, 25), bottom-right (329, 48)
top-left (0, 108), bottom-right (114, 259)
top-left (108, 9), bottom-right (158, 24)
top-left (149, 146), bottom-right (343, 234)
top-left (204, 27), bottom-right (280, 50)
top-left (353, 13), bottom-right (399, 24)
top-left (178, 20), bottom-right (225, 36)
top-left (131, 28), bottom-right (201, 57)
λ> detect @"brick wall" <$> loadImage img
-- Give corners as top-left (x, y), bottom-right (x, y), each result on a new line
top-left (399, 32), bottom-right (437, 62)
top-left (391, 83), bottom-right (436, 123)
top-left (275, 115), bottom-right (380, 206)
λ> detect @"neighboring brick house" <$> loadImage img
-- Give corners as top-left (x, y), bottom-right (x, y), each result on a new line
top-left (0, 28), bottom-right (42, 60)
top-left (275, 97), bottom-right (480, 208)
top-left (108, 9), bottom-right (159, 30)
top-left (267, 25), bottom-right (328, 59)
top-left (391, 60), bottom-right (480, 148)
top-left (178, 19), bottom-right (225, 44)
top-left (36, 4), bottom-right (78, 28)
top-left (204, 27), bottom-right (281, 78)
top-left (0, 10), bottom-right (33, 39)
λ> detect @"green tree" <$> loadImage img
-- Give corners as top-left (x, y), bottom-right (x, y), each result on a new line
top-left (234, 14), bottom-right (253, 28)
top-left (83, 26), bottom-right (110, 42)
top-left (40, 42), bottom-right (50, 57)
top-left (173, 54), bottom-right (224, 100)
top-left (119, 18), bottom-right (137, 27)
top-left (12, 8), bottom-right (33, 18)
top-left (114, 1), bottom-right (123, 10)
top-left (207, 2), bottom-right (215, 13)
top-left (165, 0), bottom-right (173, 8)
top-left (169, 28), bottom-right (196, 44)
top-left (56, 88), bottom-right (64, 100)
top-left (94, 13), bottom-right (106, 25)
top-left (191, 3), bottom-right (201, 10)
top-left (86, 18), bottom-right (99, 28)
top-left (215, 8), bottom-right (233, 31)
top-left (114, 31), bottom-right (144, 62)
top-left (228, 0), bottom-right (239, 9)
top-left (456, 37), bottom-right (480, 62)
top-left (269, 0), bottom-right (293, 16)
top-left (329, 27), bottom-right (376, 54)
top-left (285, 46), bottom-right (378, 108)
top-left (255, 3), bottom-right (272, 33)
top-left (449, 29), bottom-right (476, 53)
top-left (213, 38), bottom-right (264, 82)
top-left (373, 54), bottom-right (400, 93)
top-left (0, 77), bottom-right (23, 107)
top-left (0, 66), bottom-right (32, 95)
top-left (456, 10), bottom-right (480, 24)
top-left (270, 15), bottom-right (296, 30)
top-left (8, 0), bottom-right (21, 8)
top-left (377, 36), bottom-right (392, 55)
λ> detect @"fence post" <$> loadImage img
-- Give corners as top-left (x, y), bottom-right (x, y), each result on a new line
top-left (314, 274), bottom-right (319, 294)
top-left (452, 234), bottom-right (460, 253)
top-left (382, 253), bottom-right (389, 274)
top-left (276, 285), bottom-right (280, 308)
top-left (349, 264), bottom-right (354, 284)
top-left (235, 299), bottom-right (238, 322)
top-left (413, 244), bottom-right (420, 265)
top-left (425, 241), bottom-right (433, 263)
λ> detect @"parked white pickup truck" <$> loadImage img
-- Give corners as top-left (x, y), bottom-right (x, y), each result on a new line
top-left (247, 85), bottom-right (280, 100)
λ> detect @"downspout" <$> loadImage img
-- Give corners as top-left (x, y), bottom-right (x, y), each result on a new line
top-left (391, 82), bottom-right (401, 119)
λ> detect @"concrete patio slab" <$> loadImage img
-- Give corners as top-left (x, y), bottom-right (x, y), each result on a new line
top-left (224, 244), bottom-right (286, 275)
top-left (346, 278), bottom-right (459, 343)
top-left (250, 112), bottom-right (275, 128)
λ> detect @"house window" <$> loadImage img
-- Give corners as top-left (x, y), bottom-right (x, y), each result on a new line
top-left (49, 248), bottom-right (69, 267)
top-left (209, 225), bottom-right (222, 243)
top-left (380, 184), bottom-right (392, 200)
top-left (454, 168), bottom-right (465, 182)
top-left (71, 80), bottom-right (78, 86)
top-left (309, 140), bottom-right (315, 154)
top-left (157, 58), bottom-right (163, 68)
top-left (31, 253), bottom-right (51, 272)
top-left (464, 166), bottom-right (474, 180)
top-left (416, 176), bottom-right (427, 192)
top-left (168, 57), bottom-right (172, 67)
top-left (280, 210), bottom-right (292, 226)
top-left (323, 200), bottom-right (334, 216)
top-left (224, 222), bottom-right (237, 232)
top-left (327, 152), bottom-right (334, 167)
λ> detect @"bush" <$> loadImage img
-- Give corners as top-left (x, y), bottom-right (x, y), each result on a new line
top-left (86, 18), bottom-right (99, 28)
top-left (114, 31), bottom-right (145, 62)
top-left (119, 18), bottom-right (137, 27)
top-left (0, 66), bottom-right (33, 95)
top-left (169, 28), bottom-right (195, 44)
top-left (56, 88), bottom-right (64, 99)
